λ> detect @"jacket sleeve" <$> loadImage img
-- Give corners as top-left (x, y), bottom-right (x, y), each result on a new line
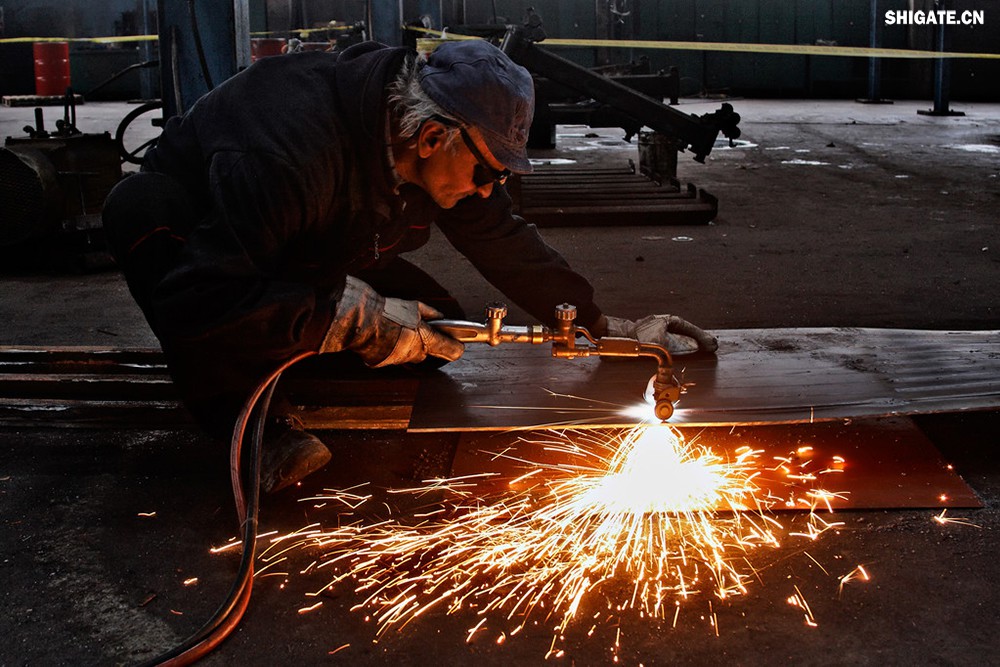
top-left (435, 186), bottom-right (603, 328)
top-left (152, 150), bottom-right (340, 366)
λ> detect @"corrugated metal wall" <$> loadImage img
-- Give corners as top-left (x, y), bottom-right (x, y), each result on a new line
top-left (451, 0), bottom-right (996, 101)
top-left (627, 0), bottom-right (877, 97)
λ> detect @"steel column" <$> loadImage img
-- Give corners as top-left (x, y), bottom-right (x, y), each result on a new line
top-left (157, 0), bottom-right (251, 120)
top-left (138, 0), bottom-right (156, 100)
top-left (917, 0), bottom-right (964, 117)
top-left (368, 0), bottom-right (403, 46)
top-left (858, 0), bottom-right (892, 104)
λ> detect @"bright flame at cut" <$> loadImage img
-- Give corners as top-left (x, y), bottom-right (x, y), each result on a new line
top-left (575, 426), bottom-right (759, 514)
top-left (260, 425), bottom-right (842, 646)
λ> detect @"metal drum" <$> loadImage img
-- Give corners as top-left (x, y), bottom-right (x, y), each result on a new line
top-left (250, 38), bottom-right (285, 62)
top-left (33, 41), bottom-right (71, 97)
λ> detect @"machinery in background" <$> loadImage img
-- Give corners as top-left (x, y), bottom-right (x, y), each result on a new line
top-left (497, 26), bottom-right (741, 227)
top-left (527, 57), bottom-right (680, 150)
top-left (442, 21), bottom-right (739, 171)
top-left (0, 94), bottom-right (121, 271)
top-left (0, 0), bottom-right (247, 273)
top-left (0, 6), bottom-right (742, 271)
top-left (411, 23), bottom-right (741, 226)
top-left (501, 27), bottom-right (740, 169)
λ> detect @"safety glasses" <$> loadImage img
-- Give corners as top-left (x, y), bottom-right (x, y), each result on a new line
top-left (457, 126), bottom-right (511, 187)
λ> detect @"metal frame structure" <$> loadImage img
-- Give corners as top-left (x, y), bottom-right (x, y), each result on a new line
top-left (500, 27), bottom-right (740, 163)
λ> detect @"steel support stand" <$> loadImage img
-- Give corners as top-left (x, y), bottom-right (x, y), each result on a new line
top-left (918, 0), bottom-right (964, 117)
top-left (857, 0), bottom-right (892, 104)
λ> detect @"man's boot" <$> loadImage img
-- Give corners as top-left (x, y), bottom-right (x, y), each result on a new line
top-left (260, 417), bottom-right (332, 493)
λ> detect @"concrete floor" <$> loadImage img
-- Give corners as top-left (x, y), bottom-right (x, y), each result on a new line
top-left (1, 98), bottom-right (999, 665)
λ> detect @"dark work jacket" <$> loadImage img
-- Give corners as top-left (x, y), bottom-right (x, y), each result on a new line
top-left (140, 42), bottom-right (600, 399)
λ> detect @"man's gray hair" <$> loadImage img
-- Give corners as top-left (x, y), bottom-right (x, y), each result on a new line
top-left (388, 54), bottom-right (461, 142)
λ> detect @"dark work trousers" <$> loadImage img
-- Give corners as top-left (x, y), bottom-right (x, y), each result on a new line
top-left (102, 171), bottom-right (464, 441)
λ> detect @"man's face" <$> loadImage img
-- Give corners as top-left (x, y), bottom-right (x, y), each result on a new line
top-left (414, 121), bottom-right (505, 209)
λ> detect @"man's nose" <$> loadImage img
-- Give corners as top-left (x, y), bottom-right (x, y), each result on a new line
top-left (475, 181), bottom-right (495, 198)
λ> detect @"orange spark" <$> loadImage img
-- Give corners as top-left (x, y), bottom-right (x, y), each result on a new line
top-left (259, 425), bottom-right (846, 654)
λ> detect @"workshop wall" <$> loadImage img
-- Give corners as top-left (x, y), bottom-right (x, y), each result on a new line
top-left (0, 0), bottom-right (136, 38)
top-left (477, 0), bottom-right (997, 101)
top-left (0, 0), bottom-right (996, 101)
top-left (623, 0), bottom-right (997, 100)
top-left (265, 0), bottom-right (366, 37)
top-left (0, 0), bottom-right (152, 98)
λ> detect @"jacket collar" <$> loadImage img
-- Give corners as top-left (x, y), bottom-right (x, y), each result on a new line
top-left (334, 43), bottom-right (411, 219)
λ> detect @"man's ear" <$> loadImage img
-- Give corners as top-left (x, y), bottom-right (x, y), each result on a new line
top-left (417, 120), bottom-right (450, 158)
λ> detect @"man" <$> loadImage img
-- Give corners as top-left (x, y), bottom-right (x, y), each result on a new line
top-left (102, 39), bottom-right (716, 492)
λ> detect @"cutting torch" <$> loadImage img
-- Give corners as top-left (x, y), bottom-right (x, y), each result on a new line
top-left (431, 303), bottom-right (681, 420)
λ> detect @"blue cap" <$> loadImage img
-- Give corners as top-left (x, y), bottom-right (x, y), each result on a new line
top-left (418, 40), bottom-right (535, 174)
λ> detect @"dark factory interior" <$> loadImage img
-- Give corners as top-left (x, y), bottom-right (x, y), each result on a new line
top-left (1, 1), bottom-right (998, 665)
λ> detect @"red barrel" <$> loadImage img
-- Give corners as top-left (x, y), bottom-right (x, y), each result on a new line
top-left (33, 41), bottom-right (71, 96)
top-left (250, 38), bottom-right (285, 62)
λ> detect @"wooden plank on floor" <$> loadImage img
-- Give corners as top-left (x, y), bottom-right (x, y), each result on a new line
top-left (0, 397), bottom-right (192, 429)
top-left (0, 373), bottom-right (176, 400)
top-left (0, 345), bottom-right (418, 430)
top-left (2, 94), bottom-right (84, 107)
top-left (510, 165), bottom-right (717, 226)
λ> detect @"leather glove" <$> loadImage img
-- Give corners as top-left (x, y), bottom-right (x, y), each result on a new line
top-left (604, 314), bottom-right (718, 355)
top-left (320, 276), bottom-right (464, 367)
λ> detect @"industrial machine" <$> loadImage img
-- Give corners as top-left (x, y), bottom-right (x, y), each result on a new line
top-left (0, 95), bottom-right (121, 270)
top-left (496, 25), bottom-right (740, 226)
top-left (501, 26), bottom-right (741, 165)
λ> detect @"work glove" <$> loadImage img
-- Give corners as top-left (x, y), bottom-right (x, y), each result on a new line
top-left (321, 276), bottom-right (464, 367)
top-left (604, 314), bottom-right (718, 355)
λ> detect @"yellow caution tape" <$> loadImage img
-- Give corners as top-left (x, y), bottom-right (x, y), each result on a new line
top-left (541, 37), bottom-right (1000, 60)
top-left (409, 27), bottom-right (478, 41)
top-left (251, 24), bottom-right (352, 38)
top-left (6, 27), bottom-right (996, 60)
top-left (0, 23), bottom-right (349, 45)
top-left (0, 35), bottom-right (157, 44)
top-left (407, 26), bottom-right (1000, 60)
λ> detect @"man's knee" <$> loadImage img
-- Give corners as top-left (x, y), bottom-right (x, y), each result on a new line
top-left (102, 172), bottom-right (195, 264)
top-left (103, 172), bottom-right (197, 323)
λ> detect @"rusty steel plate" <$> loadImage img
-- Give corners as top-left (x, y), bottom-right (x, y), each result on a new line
top-left (409, 328), bottom-right (1000, 432)
top-left (449, 418), bottom-right (982, 510)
